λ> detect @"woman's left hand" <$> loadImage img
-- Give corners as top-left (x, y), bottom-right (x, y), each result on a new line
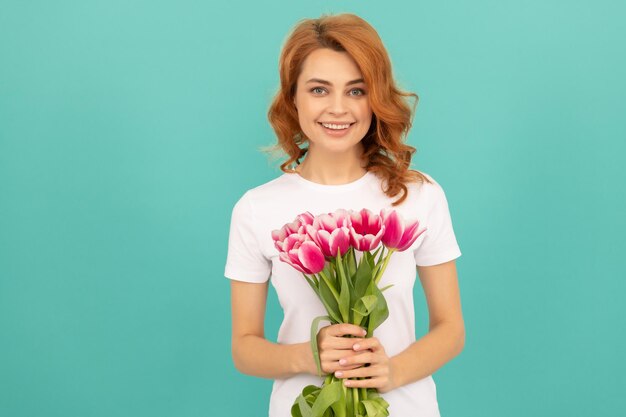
top-left (332, 336), bottom-right (397, 394)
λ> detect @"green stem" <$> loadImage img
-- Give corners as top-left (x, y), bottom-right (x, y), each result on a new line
top-left (346, 379), bottom-right (353, 416)
top-left (351, 246), bottom-right (358, 277)
top-left (325, 374), bottom-right (333, 387)
top-left (336, 252), bottom-right (348, 289)
top-left (370, 245), bottom-right (383, 262)
top-left (336, 252), bottom-right (350, 323)
top-left (376, 244), bottom-right (386, 264)
top-left (371, 246), bottom-right (386, 278)
top-left (305, 274), bottom-right (319, 294)
top-left (318, 269), bottom-right (340, 302)
top-left (374, 248), bottom-right (395, 285)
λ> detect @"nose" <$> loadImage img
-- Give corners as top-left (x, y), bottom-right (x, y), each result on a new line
top-left (327, 92), bottom-right (348, 115)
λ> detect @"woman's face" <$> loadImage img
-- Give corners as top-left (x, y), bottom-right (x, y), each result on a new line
top-left (293, 48), bottom-right (372, 155)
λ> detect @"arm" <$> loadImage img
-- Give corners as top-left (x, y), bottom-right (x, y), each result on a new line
top-left (230, 279), bottom-right (313, 379)
top-left (320, 259), bottom-right (465, 392)
top-left (389, 259), bottom-right (465, 388)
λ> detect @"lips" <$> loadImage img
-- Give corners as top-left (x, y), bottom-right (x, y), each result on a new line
top-left (318, 122), bottom-right (355, 130)
top-left (318, 122), bottom-right (355, 137)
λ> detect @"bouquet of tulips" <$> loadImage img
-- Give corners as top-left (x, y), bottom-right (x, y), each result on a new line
top-left (271, 208), bottom-right (426, 417)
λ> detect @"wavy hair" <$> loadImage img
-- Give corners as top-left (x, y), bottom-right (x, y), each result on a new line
top-left (261, 13), bottom-right (432, 206)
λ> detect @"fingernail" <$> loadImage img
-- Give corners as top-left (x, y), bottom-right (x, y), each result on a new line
top-left (339, 359), bottom-right (347, 365)
top-left (353, 344), bottom-right (360, 350)
top-left (335, 371), bottom-right (343, 377)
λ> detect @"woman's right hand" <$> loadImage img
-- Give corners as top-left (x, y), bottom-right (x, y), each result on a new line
top-left (310, 323), bottom-right (368, 375)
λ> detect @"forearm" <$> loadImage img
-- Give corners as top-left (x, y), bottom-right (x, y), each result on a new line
top-left (232, 335), bottom-right (313, 379)
top-left (390, 322), bottom-right (465, 389)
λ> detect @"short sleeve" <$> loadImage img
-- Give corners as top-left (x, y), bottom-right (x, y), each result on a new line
top-left (414, 178), bottom-right (462, 267)
top-left (224, 192), bottom-right (271, 283)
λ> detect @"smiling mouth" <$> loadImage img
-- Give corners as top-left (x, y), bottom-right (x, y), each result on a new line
top-left (318, 122), bottom-right (355, 130)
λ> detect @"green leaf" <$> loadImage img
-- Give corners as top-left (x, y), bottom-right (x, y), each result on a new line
top-left (302, 385), bottom-right (321, 397)
top-left (310, 315), bottom-right (332, 377)
top-left (328, 261), bottom-right (336, 281)
top-left (358, 397), bottom-right (366, 415)
top-left (360, 393), bottom-right (390, 416)
top-left (366, 252), bottom-right (375, 271)
top-left (367, 281), bottom-right (389, 335)
top-left (347, 246), bottom-right (357, 280)
top-left (292, 386), bottom-right (321, 417)
top-left (330, 385), bottom-right (347, 417)
top-left (374, 245), bottom-right (385, 264)
top-left (354, 256), bottom-right (373, 301)
top-left (366, 388), bottom-right (379, 399)
top-left (376, 397), bottom-right (390, 409)
top-left (345, 383), bottom-right (353, 416)
top-left (297, 393), bottom-right (313, 417)
top-left (304, 274), bottom-right (320, 296)
top-left (323, 261), bottom-right (334, 280)
top-left (310, 381), bottom-right (343, 417)
top-left (360, 399), bottom-right (389, 417)
top-left (370, 246), bottom-right (383, 261)
top-left (352, 294), bottom-right (378, 317)
top-left (291, 399), bottom-right (303, 417)
top-left (378, 284), bottom-right (394, 293)
top-left (336, 251), bottom-right (350, 323)
top-left (318, 277), bottom-right (342, 324)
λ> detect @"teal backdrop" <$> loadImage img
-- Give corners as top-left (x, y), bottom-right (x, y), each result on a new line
top-left (1, 0), bottom-right (624, 416)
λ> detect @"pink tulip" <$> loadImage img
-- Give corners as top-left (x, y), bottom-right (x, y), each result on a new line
top-left (348, 208), bottom-right (385, 252)
top-left (278, 239), bottom-right (326, 274)
top-left (305, 209), bottom-right (352, 258)
top-left (272, 212), bottom-right (325, 274)
top-left (271, 211), bottom-right (315, 252)
top-left (380, 208), bottom-right (427, 251)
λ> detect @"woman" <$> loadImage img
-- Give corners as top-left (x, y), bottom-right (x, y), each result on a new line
top-left (224, 13), bottom-right (465, 417)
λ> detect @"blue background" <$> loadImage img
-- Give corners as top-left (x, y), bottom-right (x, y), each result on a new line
top-left (1, 0), bottom-right (624, 416)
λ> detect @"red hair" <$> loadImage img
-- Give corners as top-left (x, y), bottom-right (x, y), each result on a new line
top-left (263, 13), bottom-right (432, 206)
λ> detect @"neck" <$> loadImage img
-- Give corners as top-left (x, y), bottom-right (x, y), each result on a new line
top-left (295, 145), bottom-right (368, 185)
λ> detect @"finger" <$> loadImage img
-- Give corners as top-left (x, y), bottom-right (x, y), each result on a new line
top-left (324, 362), bottom-right (361, 373)
top-left (328, 323), bottom-right (367, 338)
top-left (332, 336), bottom-right (366, 349)
top-left (342, 376), bottom-right (386, 388)
top-left (318, 335), bottom-right (364, 352)
top-left (339, 351), bottom-right (375, 367)
top-left (351, 337), bottom-right (382, 353)
top-left (335, 364), bottom-right (386, 379)
top-left (321, 354), bottom-right (362, 373)
top-left (321, 348), bottom-right (366, 363)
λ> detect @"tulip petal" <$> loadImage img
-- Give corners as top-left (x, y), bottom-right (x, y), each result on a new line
top-left (280, 251), bottom-right (307, 273)
top-left (397, 220), bottom-right (426, 251)
top-left (299, 241), bottom-right (326, 274)
top-left (316, 229), bottom-right (333, 257)
top-left (382, 210), bottom-right (404, 248)
top-left (403, 227), bottom-right (426, 252)
top-left (329, 227), bottom-right (350, 257)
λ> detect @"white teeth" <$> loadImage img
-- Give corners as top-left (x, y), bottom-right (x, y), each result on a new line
top-left (321, 123), bottom-right (351, 130)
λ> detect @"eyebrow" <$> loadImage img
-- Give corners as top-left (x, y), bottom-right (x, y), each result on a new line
top-left (305, 78), bottom-right (365, 86)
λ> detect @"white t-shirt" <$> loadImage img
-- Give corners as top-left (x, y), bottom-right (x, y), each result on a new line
top-left (224, 170), bottom-right (462, 417)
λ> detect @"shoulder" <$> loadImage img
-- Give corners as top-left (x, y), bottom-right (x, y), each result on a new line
top-left (231, 172), bottom-right (292, 210)
top-left (408, 170), bottom-right (446, 197)
top-left (398, 170), bottom-right (456, 218)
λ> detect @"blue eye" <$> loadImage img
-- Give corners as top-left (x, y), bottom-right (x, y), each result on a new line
top-left (310, 87), bottom-right (326, 94)
top-left (349, 88), bottom-right (365, 96)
